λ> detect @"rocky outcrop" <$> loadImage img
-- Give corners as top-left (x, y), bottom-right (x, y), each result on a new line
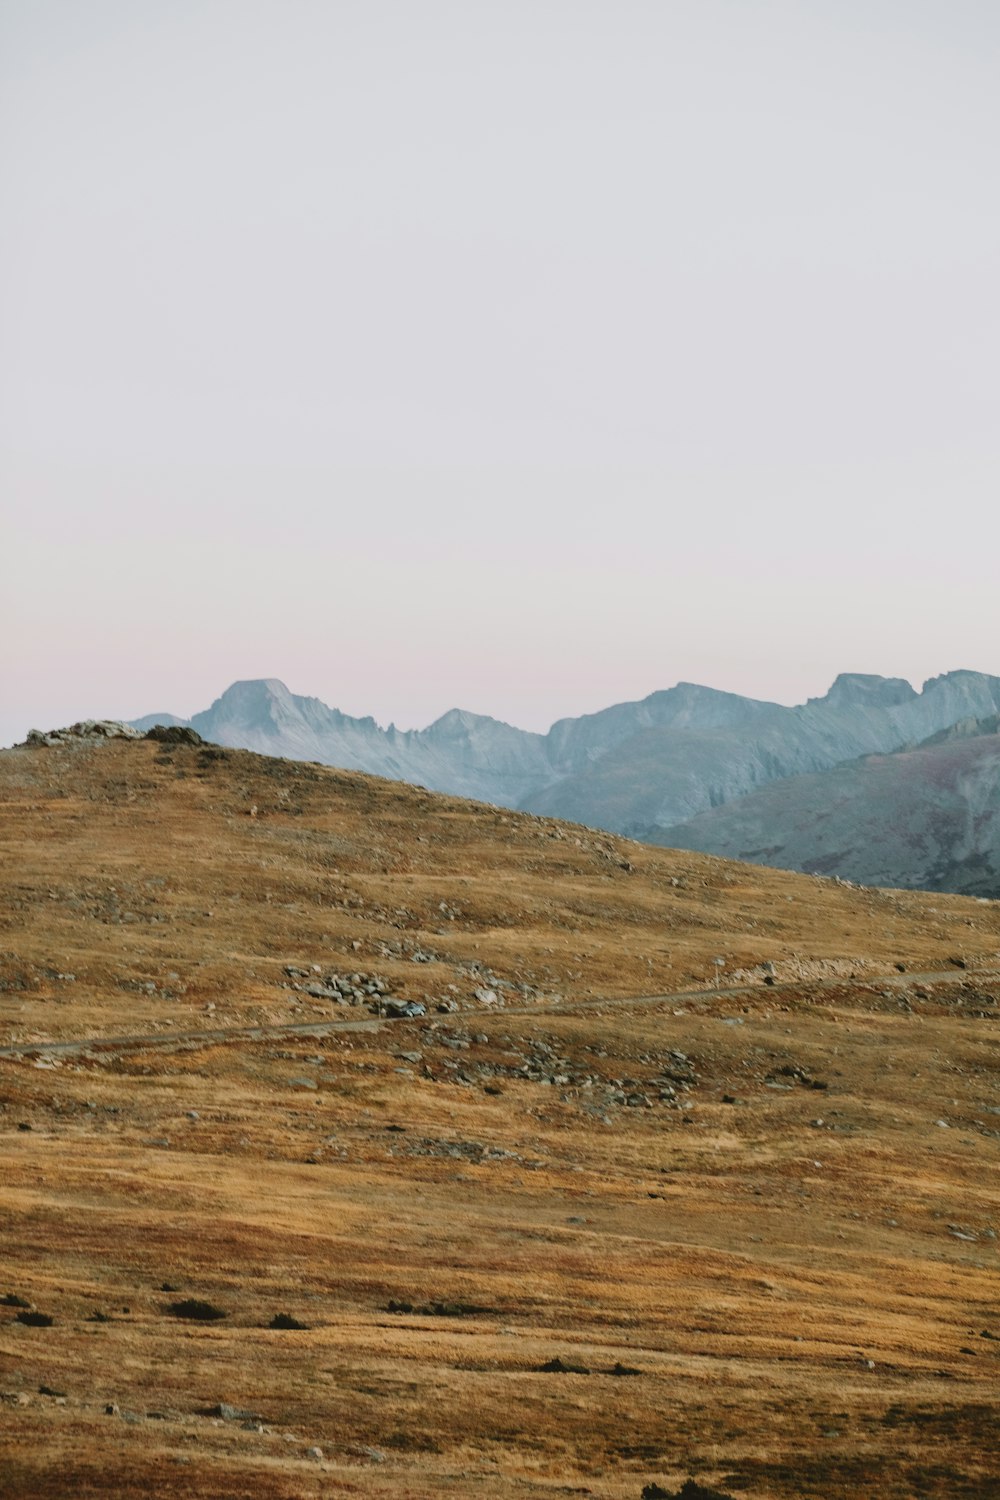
top-left (143, 725), bottom-right (204, 746)
top-left (26, 720), bottom-right (143, 747)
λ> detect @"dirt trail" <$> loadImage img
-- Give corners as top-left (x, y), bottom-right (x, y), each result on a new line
top-left (2, 966), bottom-right (992, 1060)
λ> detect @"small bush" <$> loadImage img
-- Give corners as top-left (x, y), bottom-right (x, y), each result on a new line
top-left (269, 1313), bottom-right (310, 1330)
top-left (167, 1299), bottom-right (226, 1321)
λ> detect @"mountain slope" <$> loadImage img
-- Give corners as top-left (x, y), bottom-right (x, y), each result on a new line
top-left (126, 671), bottom-right (1000, 894)
top-left (137, 677), bottom-right (784, 807)
top-left (528, 671), bottom-right (1000, 833)
top-left (658, 724), bottom-right (1000, 896)
top-left (185, 679), bottom-right (553, 805)
top-left (135, 671), bottom-right (1000, 824)
top-left (3, 733), bottom-right (1000, 1500)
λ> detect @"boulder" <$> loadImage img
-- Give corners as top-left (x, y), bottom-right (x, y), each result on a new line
top-left (144, 725), bottom-right (204, 746)
top-left (26, 720), bottom-right (143, 746)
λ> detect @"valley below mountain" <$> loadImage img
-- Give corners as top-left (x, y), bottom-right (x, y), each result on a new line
top-left (2, 732), bottom-right (999, 1498)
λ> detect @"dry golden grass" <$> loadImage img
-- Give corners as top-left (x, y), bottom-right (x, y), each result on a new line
top-left (1, 738), bottom-right (999, 1498)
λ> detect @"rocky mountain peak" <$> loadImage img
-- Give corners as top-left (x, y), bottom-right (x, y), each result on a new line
top-left (425, 708), bottom-right (499, 739)
top-left (123, 669), bottom-right (1000, 893)
top-left (191, 679), bottom-right (301, 736)
top-left (817, 673), bottom-right (917, 710)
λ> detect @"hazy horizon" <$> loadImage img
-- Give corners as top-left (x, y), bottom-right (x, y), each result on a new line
top-left (4, 2), bottom-right (998, 748)
top-left (8, 662), bottom-right (1000, 746)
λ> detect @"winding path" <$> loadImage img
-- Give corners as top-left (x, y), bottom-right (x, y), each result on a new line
top-left (1, 967), bottom-right (994, 1061)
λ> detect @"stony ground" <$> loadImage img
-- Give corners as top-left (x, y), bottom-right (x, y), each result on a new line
top-left (1, 738), bottom-right (999, 1498)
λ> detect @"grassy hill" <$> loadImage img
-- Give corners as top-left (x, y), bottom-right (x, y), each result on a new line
top-left (2, 736), bottom-right (999, 1498)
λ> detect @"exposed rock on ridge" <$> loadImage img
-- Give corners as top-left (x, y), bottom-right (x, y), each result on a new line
top-left (26, 720), bottom-right (143, 747)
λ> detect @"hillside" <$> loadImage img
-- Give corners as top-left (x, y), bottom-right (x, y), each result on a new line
top-left (659, 726), bottom-right (1000, 897)
top-left (2, 734), bottom-right (999, 1499)
top-left (126, 671), bottom-right (1000, 849)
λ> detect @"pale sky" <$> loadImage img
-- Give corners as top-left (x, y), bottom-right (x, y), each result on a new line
top-left (2, 1), bottom-right (998, 744)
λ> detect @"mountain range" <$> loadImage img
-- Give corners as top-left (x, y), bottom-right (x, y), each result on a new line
top-left (133, 670), bottom-right (1000, 896)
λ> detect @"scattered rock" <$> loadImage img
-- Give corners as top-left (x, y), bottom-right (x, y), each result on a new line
top-left (384, 999), bottom-right (427, 1019)
top-left (38, 1384), bottom-right (66, 1397)
top-left (15, 1311), bottom-right (53, 1328)
top-left (537, 1356), bottom-right (590, 1374)
top-left (210, 1401), bottom-right (263, 1423)
top-left (26, 720), bottom-right (142, 746)
top-left (1, 1294), bottom-right (31, 1308)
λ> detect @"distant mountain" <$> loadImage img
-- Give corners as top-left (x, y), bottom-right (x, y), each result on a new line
top-left (657, 720), bottom-right (1000, 897)
top-left (129, 712), bottom-right (189, 732)
top-left (182, 679), bottom-right (553, 806)
top-left (136, 677), bottom-right (782, 809)
top-left (132, 670), bottom-right (1000, 894)
top-left (520, 671), bottom-right (1000, 832)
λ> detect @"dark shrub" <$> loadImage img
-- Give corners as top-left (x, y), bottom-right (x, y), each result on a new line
top-left (167, 1299), bottom-right (226, 1321)
top-left (269, 1313), bottom-right (310, 1330)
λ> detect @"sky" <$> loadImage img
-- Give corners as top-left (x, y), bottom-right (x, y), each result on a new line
top-left (2, 1), bottom-right (998, 744)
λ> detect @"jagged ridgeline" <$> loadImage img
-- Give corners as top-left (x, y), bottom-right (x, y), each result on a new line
top-left (125, 671), bottom-right (1000, 896)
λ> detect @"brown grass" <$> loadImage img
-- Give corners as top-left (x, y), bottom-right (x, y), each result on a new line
top-left (1, 738), bottom-right (999, 1498)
